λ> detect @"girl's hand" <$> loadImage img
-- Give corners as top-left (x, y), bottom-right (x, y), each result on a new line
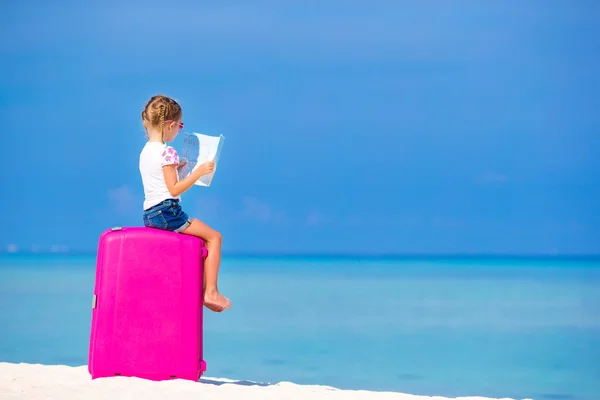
top-left (197, 161), bottom-right (215, 176)
top-left (177, 158), bottom-right (188, 170)
top-left (164, 160), bottom-right (216, 197)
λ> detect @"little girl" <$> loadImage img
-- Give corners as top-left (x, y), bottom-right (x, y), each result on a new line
top-left (139, 94), bottom-right (231, 313)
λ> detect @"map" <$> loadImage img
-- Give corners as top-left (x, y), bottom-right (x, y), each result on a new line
top-left (178, 132), bottom-right (225, 187)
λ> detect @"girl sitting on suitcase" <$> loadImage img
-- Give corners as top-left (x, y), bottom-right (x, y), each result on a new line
top-left (139, 94), bottom-right (231, 313)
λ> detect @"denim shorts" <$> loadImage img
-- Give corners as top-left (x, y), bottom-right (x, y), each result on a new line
top-left (143, 199), bottom-right (193, 233)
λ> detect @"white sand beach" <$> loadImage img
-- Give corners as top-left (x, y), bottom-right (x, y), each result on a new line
top-left (0, 362), bottom-right (526, 400)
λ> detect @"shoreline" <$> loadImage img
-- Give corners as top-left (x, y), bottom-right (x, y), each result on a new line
top-left (0, 362), bottom-right (527, 400)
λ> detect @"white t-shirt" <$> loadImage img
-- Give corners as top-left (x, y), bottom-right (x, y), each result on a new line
top-left (139, 142), bottom-right (181, 210)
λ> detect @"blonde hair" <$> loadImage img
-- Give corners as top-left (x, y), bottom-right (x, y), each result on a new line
top-left (141, 94), bottom-right (182, 142)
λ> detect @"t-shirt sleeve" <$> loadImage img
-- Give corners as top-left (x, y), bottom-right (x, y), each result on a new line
top-left (160, 146), bottom-right (180, 167)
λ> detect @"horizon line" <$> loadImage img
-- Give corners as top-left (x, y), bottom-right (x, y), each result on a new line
top-left (1, 251), bottom-right (599, 259)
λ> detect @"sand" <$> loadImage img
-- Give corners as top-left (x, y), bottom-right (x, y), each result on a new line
top-left (0, 362), bottom-right (525, 400)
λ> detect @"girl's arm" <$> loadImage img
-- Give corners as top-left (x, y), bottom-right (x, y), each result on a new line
top-left (163, 161), bottom-right (215, 197)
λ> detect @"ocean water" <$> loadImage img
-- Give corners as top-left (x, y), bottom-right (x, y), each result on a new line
top-left (0, 254), bottom-right (599, 400)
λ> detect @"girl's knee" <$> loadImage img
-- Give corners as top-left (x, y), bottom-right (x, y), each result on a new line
top-left (208, 231), bottom-right (222, 245)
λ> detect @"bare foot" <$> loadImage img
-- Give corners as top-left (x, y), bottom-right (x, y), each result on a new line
top-left (204, 303), bottom-right (223, 313)
top-left (204, 290), bottom-right (232, 312)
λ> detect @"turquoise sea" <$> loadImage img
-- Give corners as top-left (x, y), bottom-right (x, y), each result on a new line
top-left (0, 254), bottom-right (599, 400)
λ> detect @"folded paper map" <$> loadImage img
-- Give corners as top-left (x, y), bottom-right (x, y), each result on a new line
top-left (178, 133), bottom-right (225, 187)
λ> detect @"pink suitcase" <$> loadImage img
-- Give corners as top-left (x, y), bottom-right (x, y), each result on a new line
top-left (88, 226), bottom-right (208, 381)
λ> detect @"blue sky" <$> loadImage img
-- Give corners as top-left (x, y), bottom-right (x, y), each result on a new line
top-left (2, 1), bottom-right (599, 254)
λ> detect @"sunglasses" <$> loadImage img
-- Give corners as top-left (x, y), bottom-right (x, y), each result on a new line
top-left (164, 120), bottom-right (184, 132)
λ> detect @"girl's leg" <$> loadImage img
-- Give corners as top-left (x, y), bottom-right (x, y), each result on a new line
top-left (181, 218), bottom-right (232, 312)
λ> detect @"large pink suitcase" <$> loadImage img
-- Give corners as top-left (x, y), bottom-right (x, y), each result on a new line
top-left (88, 226), bottom-right (207, 381)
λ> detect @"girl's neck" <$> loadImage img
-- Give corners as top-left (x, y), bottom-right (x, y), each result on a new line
top-left (147, 130), bottom-right (164, 143)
